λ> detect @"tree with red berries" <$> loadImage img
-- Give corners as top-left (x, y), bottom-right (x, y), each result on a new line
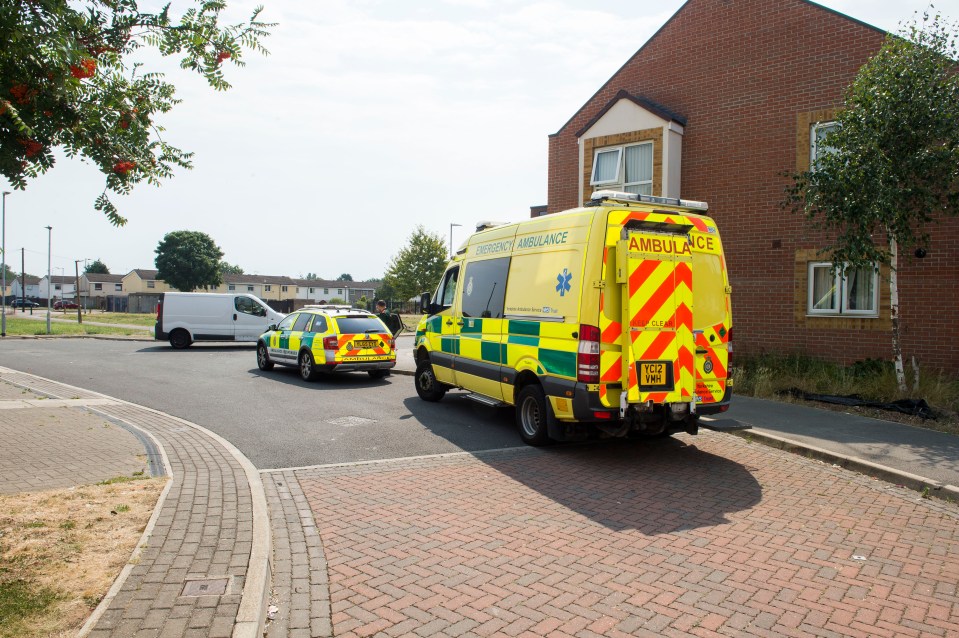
top-left (0, 0), bottom-right (273, 225)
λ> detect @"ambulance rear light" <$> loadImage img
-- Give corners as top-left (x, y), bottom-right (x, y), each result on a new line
top-left (577, 324), bottom-right (601, 383)
top-left (589, 190), bottom-right (708, 211)
top-left (323, 335), bottom-right (338, 350)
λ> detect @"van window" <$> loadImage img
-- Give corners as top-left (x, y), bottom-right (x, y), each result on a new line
top-left (293, 313), bottom-right (312, 332)
top-left (462, 258), bottom-right (509, 318)
top-left (436, 267), bottom-right (459, 310)
top-left (235, 296), bottom-right (267, 317)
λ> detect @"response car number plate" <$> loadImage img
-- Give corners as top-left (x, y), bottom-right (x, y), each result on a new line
top-left (638, 361), bottom-right (673, 391)
top-left (353, 340), bottom-right (377, 349)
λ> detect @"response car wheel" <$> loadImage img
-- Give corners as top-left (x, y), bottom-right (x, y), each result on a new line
top-left (415, 360), bottom-right (447, 402)
top-left (257, 343), bottom-right (274, 371)
top-left (169, 329), bottom-right (191, 349)
top-left (299, 350), bottom-right (319, 381)
top-left (516, 384), bottom-right (551, 446)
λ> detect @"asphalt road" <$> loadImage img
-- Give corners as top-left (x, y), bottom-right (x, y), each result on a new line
top-left (0, 338), bottom-right (524, 469)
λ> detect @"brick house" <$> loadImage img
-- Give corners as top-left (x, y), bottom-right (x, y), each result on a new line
top-left (547, 0), bottom-right (959, 373)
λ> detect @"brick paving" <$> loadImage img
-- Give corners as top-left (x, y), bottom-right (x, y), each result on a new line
top-left (296, 436), bottom-right (959, 638)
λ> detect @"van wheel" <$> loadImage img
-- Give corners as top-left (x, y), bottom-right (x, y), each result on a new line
top-left (299, 350), bottom-right (319, 381)
top-left (415, 360), bottom-right (447, 402)
top-left (169, 329), bottom-right (191, 349)
top-left (516, 384), bottom-right (552, 446)
top-left (257, 343), bottom-right (274, 371)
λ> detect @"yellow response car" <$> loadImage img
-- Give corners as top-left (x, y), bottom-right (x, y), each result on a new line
top-left (256, 306), bottom-right (396, 381)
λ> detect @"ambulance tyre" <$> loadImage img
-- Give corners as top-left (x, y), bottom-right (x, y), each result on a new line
top-left (256, 343), bottom-right (274, 371)
top-left (169, 329), bottom-right (191, 349)
top-left (516, 384), bottom-right (552, 446)
top-left (415, 360), bottom-right (447, 402)
top-left (299, 350), bottom-right (319, 382)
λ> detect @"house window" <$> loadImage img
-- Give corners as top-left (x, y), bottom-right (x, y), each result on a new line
top-left (94, 283), bottom-right (102, 291)
top-left (337, 289), bottom-right (343, 296)
top-left (147, 280), bottom-right (155, 289)
top-left (265, 285), bottom-right (272, 292)
top-left (54, 284), bottom-right (61, 290)
top-left (324, 288), bottom-right (329, 295)
top-left (115, 283), bottom-right (122, 291)
top-left (808, 262), bottom-right (878, 317)
top-left (309, 287), bottom-right (314, 294)
top-left (810, 121), bottom-right (838, 168)
top-left (590, 142), bottom-right (653, 195)
top-left (229, 284), bottom-right (236, 291)
top-left (247, 285), bottom-right (254, 292)
top-left (281, 285), bottom-right (288, 292)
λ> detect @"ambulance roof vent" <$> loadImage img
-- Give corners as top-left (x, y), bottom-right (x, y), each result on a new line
top-left (589, 190), bottom-right (708, 211)
top-left (475, 221), bottom-right (509, 232)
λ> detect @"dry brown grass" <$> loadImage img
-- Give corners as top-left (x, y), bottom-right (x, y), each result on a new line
top-left (0, 478), bottom-right (167, 638)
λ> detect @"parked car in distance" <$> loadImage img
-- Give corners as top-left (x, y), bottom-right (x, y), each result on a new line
top-left (10, 298), bottom-right (39, 308)
top-left (53, 300), bottom-right (79, 310)
top-left (257, 305), bottom-right (396, 381)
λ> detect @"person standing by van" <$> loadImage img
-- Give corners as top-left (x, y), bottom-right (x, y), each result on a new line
top-left (375, 300), bottom-right (402, 336)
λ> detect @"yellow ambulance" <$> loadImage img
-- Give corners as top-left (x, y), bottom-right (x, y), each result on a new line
top-left (413, 190), bottom-right (733, 445)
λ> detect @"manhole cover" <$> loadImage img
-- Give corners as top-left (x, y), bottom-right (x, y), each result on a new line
top-left (327, 416), bottom-right (376, 427)
top-left (181, 577), bottom-right (230, 597)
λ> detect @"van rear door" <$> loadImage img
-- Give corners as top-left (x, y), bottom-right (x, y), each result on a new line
top-left (617, 230), bottom-right (695, 407)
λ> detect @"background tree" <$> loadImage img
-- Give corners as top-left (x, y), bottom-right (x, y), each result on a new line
top-left (0, 1), bottom-right (273, 224)
top-left (154, 230), bottom-right (223, 292)
top-left (336, 273), bottom-right (353, 281)
top-left (784, 11), bottom-right (959, 391)
top-left (219, 261), bottom-right (244, 275)
top-left (1, 263), bottom-right (16, 281)
top-left (84, 259), bottom-right (110, 274)
top-left (304, 272), bottom-right (319, 280)
top-left (382, 225), bottom-right (447, 302)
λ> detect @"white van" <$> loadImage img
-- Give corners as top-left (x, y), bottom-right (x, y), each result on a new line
top-left (155, 292), bottom-right (285, 349)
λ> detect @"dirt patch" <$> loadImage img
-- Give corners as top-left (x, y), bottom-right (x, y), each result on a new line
top-left (0, 478), bottom-right (167, 638)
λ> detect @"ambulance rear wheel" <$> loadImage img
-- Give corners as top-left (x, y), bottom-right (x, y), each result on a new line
top-left (299, 350), bottom-right (319, 382)
top-left (415, 360), bottom-right (447, 402)
top-left (257, 343), bottom-right (274, 371)
top-left (516, 384), bottom-right (551, 446)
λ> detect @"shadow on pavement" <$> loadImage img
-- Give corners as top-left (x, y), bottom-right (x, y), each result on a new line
top-left (404, 395), bottom-right (763, 534)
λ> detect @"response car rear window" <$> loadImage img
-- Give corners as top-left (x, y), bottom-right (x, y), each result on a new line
top-left (335, 317), bottom-right (386, 334)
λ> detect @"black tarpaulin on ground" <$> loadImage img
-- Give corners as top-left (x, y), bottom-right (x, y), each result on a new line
top-left (781, 389), bottom-right (936, 420)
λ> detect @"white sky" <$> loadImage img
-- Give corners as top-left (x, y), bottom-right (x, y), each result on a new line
top-left (2, 0), bottom-right (955, 282)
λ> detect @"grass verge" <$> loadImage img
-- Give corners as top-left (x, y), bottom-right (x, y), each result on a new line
top-left (0, 477), bottom-right (166, 638)
top-left (0, 317), bottom-right (151, 337)
top-left (732, 354), bottom-right (959, 435)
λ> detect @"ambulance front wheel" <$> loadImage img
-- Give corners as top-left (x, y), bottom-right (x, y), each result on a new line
top-left (256, 343), bottom-right (274, 371)
top-left (415, 360), bottom-right (448, 402)
top-left (516, 384), bottom-right (552, 446)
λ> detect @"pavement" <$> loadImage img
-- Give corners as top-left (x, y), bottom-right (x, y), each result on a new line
top-left (1, 334), bottom-right (957, 637)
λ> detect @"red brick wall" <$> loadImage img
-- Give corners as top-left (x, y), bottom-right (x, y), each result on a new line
top-left (548, 0), bottom-right (959, 373)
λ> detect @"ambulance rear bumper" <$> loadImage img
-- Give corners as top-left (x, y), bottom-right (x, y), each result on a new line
top-left (544, 379), bottom-right (732, 420)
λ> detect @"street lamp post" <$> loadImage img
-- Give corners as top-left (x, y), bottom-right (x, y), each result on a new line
top-left (75, 259), bottom-right (82, 323)
top-left (45, 225), bottom-right (52, 334)
top-left (2, 191), bottom-right (9, 337)
top-left (449, 223), bottom-right (462, 259)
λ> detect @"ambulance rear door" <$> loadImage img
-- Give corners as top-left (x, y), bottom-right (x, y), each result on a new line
top-left (616, 227), bottom-right (695, 407)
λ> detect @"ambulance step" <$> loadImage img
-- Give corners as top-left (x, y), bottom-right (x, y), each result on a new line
top-left (698, 417), bottom-right (751, 431)
top-left (464, 393), bottom-right (507, 408)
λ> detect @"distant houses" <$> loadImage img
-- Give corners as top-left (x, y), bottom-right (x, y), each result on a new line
top-left (6, 268), bottom-right (382, 313)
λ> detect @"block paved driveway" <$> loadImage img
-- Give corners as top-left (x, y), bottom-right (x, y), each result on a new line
top-left (293, 432), bottom-right (959, 638)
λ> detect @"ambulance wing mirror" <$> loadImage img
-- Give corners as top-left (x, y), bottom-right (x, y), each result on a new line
top-left (419, 292), bottom-right (432, 314)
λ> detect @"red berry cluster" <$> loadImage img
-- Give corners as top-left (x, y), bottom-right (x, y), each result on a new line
top-left (70, 58), bottom-right (97, 79)
top-left (18, 138), bottom-right (43, 158)
top-left (112, 161), bottom-right (136, 174)
top-left (9, 84), bottom-right (36, 105)
top-left (215, 50), bottom-right (231, 64)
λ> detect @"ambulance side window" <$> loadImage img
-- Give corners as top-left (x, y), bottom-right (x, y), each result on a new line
top-left (437, 267), bottom-right (459, 309)
top-left (292, 313), bottom-right (312, 332)
top-left (276, 314), bottom-right (296, 331)
top-left (461, 258), bottom-right (510, 319)
top-left (309, 315), bottom-right (328, 333)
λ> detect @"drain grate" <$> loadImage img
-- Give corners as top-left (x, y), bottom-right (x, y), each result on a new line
top-left (326, 416), bottom-right (376, 427)
top-left (181, 577), bottom-right (230, 597)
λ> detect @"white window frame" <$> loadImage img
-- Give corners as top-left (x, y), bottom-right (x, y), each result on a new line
top-left (228, 284), bottom-right (236, 291)
top-left (590, 142), bottom-right (654, 195)
top-left (589, 147), bottom-right (623, 186)
top-left (810, 121), bottom-right (838, 168)
top-left (247, 285), bottom-right (254, 292)
top-left (146, 280), bottom-right (155, 289)
top-left (807, 262), bottom-right (879, 317)
top-left (115, 283), bottom-right (122, 291)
